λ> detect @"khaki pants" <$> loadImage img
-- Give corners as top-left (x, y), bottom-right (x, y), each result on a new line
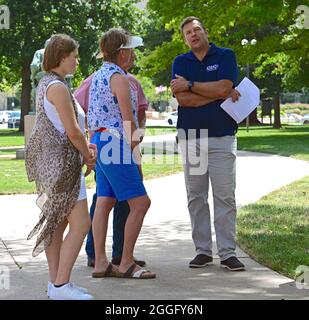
top-left (179, 133), bottom-right (237, 261)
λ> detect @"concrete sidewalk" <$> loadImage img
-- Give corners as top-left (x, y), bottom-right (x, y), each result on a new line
top-left (1, 151), bottom-right (309, 300)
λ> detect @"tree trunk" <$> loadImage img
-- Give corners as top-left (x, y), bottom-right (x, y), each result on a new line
top-left (239, 108), bottom-right (262, 126)
top-left (273, 91), bottom-right (281, 129)
top-left (19, 59), bottom-right (32, 132)
top-left (248, 108), bottom-right (261, 125)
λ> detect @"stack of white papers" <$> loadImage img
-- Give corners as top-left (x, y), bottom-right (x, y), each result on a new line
top-left (220, 77), bottom-right (260, 123)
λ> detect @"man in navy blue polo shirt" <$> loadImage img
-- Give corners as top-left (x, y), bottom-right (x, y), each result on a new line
top-left (171, 16), bottom-right (245, 271)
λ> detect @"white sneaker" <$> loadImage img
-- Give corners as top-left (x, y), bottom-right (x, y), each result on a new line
top-left (47, 281), bottom-right (88, 297)
top-left (47, 281), bottom-right (88, 298)
top-left (49, 282), bottom-right (94, 300)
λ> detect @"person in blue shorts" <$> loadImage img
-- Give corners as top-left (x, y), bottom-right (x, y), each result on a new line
top-left (88, 28), bottom-right (155, 279)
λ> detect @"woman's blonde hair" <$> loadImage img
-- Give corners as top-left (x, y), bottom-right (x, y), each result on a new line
top-left (43, 34), bottom-right (79, 72)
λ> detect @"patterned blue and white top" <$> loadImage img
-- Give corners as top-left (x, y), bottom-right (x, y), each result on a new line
top-left (87, 62), bottom-right (138, 138)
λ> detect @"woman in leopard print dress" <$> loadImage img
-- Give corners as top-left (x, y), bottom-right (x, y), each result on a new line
top-left (25, 34), bottom-right (96, 300)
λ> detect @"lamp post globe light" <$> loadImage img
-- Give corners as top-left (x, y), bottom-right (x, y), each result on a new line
top-left (241, 38), bottom-right (257, 47)
top-left (241, 38), bottom-right (257, 131)
top-left (241, 38), bottom-right (248, 46)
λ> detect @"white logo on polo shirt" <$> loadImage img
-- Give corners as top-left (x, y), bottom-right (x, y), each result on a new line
top-left (206, 64), bottom-right (219, 72)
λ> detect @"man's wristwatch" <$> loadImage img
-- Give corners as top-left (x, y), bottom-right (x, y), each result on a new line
top-left (188, 80), bottom-right (194, 92)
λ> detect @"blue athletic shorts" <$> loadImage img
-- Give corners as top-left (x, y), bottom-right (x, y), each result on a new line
top-left (92, 131), bottom-right (147, 201)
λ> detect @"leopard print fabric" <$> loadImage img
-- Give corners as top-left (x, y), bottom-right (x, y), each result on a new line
top-left (25, 73), bottom-right (82, 257)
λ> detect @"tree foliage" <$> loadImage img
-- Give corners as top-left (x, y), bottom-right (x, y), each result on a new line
top-left (145, 0), bottom-right (309, 91)
top-left (133, 11), bottom-right (174, 86)
top-left (143, 0), bottom-right (309, 127)
top-left (0, 0), bottom-right (142, 130)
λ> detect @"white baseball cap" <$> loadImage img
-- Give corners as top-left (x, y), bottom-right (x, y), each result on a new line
top-left (96, 35), bottom-right (144, 59)
top-left (119, 36), bottom-right (144, 49)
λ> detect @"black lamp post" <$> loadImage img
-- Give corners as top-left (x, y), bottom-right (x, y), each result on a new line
top-left (241, 38), bottom-right (257, 132)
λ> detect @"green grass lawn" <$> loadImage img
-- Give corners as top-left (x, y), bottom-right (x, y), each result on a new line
top-left (1, 124), bottom-right (308, 194)
top-left (237, 176), bottom-right (309, 279)
top-left (237, 125), bottom-right (309, 161)
top-left (145, 126), bottom-right (176, 136)
top-left (0, 127), bottom-right (176, 149)
top-left (236, 125), bottom-right (309, 279)
top-left (145, 124), bottom-right (309, 161)
top-left (0, 158), bottom-right (99, 194)
top-left (142, 154), bottom-right (183, 179)
top-left (0, 129), bottom-right (24, 147)
top-left (0, 155), bottom-right (183, 194)
top-left (0, 126), bottom-right (183, 194)
top-left (0, 158), bottom-right (36, 194)
top-left (0, 149), bottom-right (18, 156)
